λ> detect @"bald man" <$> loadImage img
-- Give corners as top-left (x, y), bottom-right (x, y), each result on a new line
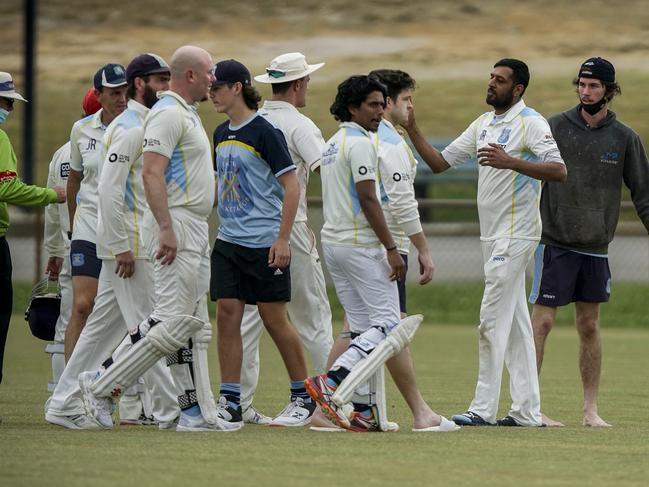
top-left (79, 46), bottom-right (235, 432)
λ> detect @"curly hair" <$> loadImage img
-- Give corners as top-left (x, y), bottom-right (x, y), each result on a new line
top-left (572, 77), bottom-right (622, 103)
top-left (329, 75), bottom-right (387, 122)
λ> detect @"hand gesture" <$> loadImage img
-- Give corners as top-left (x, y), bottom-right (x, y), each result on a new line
top-left (477, 143), bottom-right (515, 170)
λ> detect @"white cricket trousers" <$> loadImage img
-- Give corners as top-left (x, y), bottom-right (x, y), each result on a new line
top-left (239, 222), bottom-right (333, 408)
top-left (142, 210), bottom-right (211, 395)
top-left (469, 237), bottom-right (542, 426)
top-left (323, 244), bottom-right (400, 374)
top-left (45, 254), bottom-right (72, 392)
top-left (46, 260), bottom-right (180, 422)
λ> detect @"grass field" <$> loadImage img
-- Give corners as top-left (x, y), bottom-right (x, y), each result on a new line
top-left (1, 292), bottom-right (648, 487)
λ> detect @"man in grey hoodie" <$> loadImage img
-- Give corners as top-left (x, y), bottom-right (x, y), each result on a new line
top-left (530, 57), bottom-right (649, 427)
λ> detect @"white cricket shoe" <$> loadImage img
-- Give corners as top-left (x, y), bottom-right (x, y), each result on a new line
top-left (176, 412), bottom-right (243, 432)
top-left (45, 412), bottom-right (102, 430)
top-left (78, 371), bottom-right (114, 429)
top-left (242, 404), bottom-right (272, 425)
top-left (270, 397), bottom-right (317, 427)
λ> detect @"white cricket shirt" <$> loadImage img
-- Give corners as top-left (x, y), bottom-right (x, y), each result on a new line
top-left (376, 119), bottom-right (422, 254)
top-left (143, 90), bottom-right (215, 220)
top-left (44, 141), bottom-right (71, 257)
top-left (258, 100), bottom-right (325, 223)
top-left (320, 122), bottom-right (382, 247)
top-left (442, 100), bottom-right (564, 241)
top-left (97, 99), bottom-right (149, 260)
top-left (69, 109), bottom-right (107, 243)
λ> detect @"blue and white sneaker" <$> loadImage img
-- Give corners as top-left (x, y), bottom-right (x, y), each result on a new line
top-left (242, 405), bottom-right (272, 425)
top-left (176, 411), bottom-right (242, 432)
top-left (270, 397), bottom-right (316, 427)
top-left (451, 411), bottom-right (495, 426)
top-left (78, 371), bottom-right (115, 429)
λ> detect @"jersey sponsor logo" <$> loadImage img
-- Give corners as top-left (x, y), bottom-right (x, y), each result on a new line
top-left (0, 170), bottom-right (17, 182)
top-left (217, 156), bottom-right (254, 218)
top-left (227, 135), bottom-right (236, 140)
top-left (359, 166), bottom-right (368, 175)
top-left (60, 162), bottom-right (70, 179)
top-left (479, 129), bottom-right (487, 141)
top-left (542, 293), bottom-right (556, 300)
top-left (85, 138), bottom-right (97, 151)
top-left (497, 128), bottom-right (511, 144)
top-left (108, 153), bottom-right (130, 163)
top-left (601, 152), bottom-right (619, 165)
top-left (542, 133), bottom-right (556, 144)
top-left (71, 253), bottom-right (85, 267)
top-left (492, 256), bottom-right (506, 262)
top-left (143, 138), bottom-right (161, 148)
top-left (393, 172), bottom-right (410, 182)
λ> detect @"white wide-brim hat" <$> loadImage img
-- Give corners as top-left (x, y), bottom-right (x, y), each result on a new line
top-left (0, 72), bottom-right (27, 102)
top-left (254, 52), bottom-right (324, 84)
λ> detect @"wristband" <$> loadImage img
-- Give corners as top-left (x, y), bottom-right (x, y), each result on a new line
top-left (386, 245), bottom-right (397, 252)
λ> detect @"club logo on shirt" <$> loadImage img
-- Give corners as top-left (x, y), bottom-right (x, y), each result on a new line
top-left (321, 142), bottom-right (338, 166)
top-left (497, 128), bottom-right (511, 144)
top-left (60, 162), bottom-right (70, 179)
top-left (601, 152), bottom-right (619, 165)
top-left (108, 153), bottom-right (130, 163)
top-left (218, 156), bottom-right (254, 218)
top-left (71, 253), bottom-right (85, 267)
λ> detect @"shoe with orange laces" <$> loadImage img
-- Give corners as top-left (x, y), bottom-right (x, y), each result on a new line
top-left (304, 374), bottom-right (351, 429)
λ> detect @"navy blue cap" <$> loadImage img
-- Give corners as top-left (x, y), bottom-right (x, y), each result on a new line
top-left (93, 63), bottom-right (127, 90)
top-left (578, 57), bottom-right (615, 83)
top-left (212, 59), bottom-right (251, 86)
top-left (126, 53), bottom-right (170, 83)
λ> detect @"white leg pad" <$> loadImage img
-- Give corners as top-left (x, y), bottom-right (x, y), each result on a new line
top-left (332, 314), bottom-right (422, 407)
top-left (192, 320), bottom-right (218, 424)
top-left (45, 342), bottom-right (65, 392)
top-left (91, 315), bottom-right (203, 398)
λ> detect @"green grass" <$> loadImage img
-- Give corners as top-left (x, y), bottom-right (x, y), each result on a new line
top-left (1, 312), bottom-right (648, 487)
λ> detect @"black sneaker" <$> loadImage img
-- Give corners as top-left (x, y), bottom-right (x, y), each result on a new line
top-left (451, 411), bottom-right (495, 426)
top-left (497, 415), bottom-right (546, 427)
top-left (217, 396), bottom-right (243, 424)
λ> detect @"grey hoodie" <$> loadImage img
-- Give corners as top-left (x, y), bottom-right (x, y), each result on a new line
top-left (540, 105), bottom-right (649, 254)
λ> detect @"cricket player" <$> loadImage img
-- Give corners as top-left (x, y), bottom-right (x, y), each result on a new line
top-left (46, 54), bottom-right (181, 429)
top-left (79, 46), bottom-right (234, 433)
top-left (0, 72), bottom-right (66, 390)
top-left (310, 69), bottom-right (455, 432)
top-left (304, 75), bottom-right (457, 432)
top-left (43, 88), bottom-right (101, 394)
top-left (66, 63), bottom-right (127, 361)
top-left (530, 57), bottom-right (649, 427)
top-left (404, 59), bottom-right (566, 427)
top-left (234, 52), bottom-right (334, 425)
top-left (209, 59), bottom-right (314, 428)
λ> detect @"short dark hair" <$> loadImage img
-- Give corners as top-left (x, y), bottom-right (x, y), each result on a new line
top-left (572, 77), bottom-right (622, 103)
top-left (241, 84), bottom-right (262, 110)
top-left (271, 80), bottom-right (294, 95)
top-left (494, 58), bottom-right (530, 95)
top-left (126, 75), bottom-right (149, 100)
top-left (330, 75), bottom-right (387, 122)
top-left (368, 69), bottom-right (416, 101)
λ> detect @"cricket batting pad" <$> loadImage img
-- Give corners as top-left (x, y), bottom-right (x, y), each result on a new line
top-left (331, 314), bottom-right (423, 407)
top-left (91, 315), bottom-right (203, 398)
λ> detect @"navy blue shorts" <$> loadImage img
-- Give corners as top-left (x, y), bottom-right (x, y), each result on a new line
top-left (210, 239), bottom-right (291, 304)
top-left (70, 240), bottom-right (102, 278)
top-left (529, 244), bottom-right (611, 307)
top-left (396, 253), bottom-right (409, 314)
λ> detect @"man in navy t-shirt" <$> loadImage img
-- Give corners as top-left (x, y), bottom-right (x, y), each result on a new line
top-left (209, 59), bottom-right (315, 428)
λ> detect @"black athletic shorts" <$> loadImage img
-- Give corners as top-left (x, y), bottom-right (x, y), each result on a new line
top-left (529, 244), bottom-right (611, 307)
top-left (70, 239), bottom-right (102, 278)
top-left (210, 239), bottom-right (291, 304)
top-left (396, 253), bottom-right (409, 314)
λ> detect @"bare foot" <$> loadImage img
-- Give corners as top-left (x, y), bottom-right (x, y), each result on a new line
top-left (541, 412), bottom-right (565, 427)
top-left (583, 413), bottom-right (612, 427)
top-left (413, 411), bottom-right (442, 430)
top-left (310, 408), bottom-right (337, 428)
